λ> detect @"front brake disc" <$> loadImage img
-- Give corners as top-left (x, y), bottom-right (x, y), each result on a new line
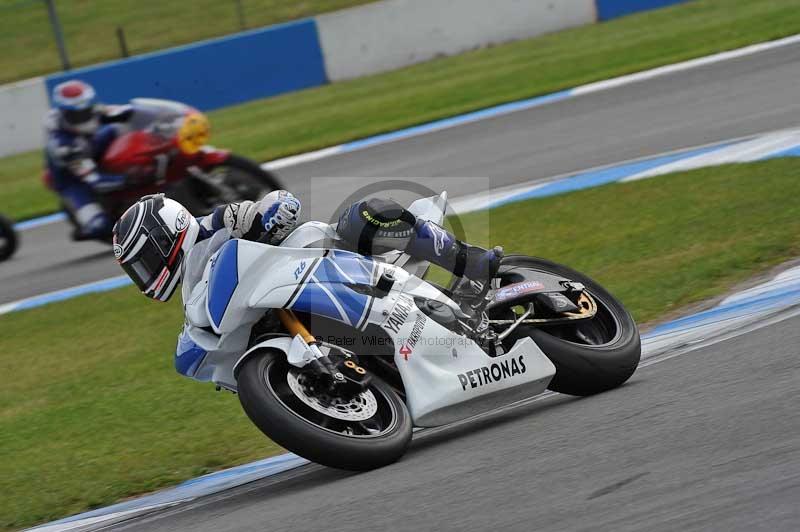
top-left (286, 371), bottom-right (378, 421)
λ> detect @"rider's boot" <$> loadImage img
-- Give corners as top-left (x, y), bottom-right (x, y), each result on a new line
top-left (407, 220), bottom-right (504, 303)
top-left (455, 245), bottom-right (504, 300)
top-left (70, 206), bottom-right (114, 241)
top-left (61, 185), bottom-right (115, 241)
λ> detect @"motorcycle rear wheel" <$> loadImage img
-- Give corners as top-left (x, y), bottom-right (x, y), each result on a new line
top-left (180, 155), bottom-right (283, 215)
top-left (0, 213), bottom-right (19, 261)
top-left (492, 256), bottom-right (641, 396)
top-left (237, 349), bottom-right (413, 471)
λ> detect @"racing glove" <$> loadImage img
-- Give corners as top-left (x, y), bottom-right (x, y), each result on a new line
top-left (68, 158), bottom-right (126, 192)
top-left (260, 190), bottom-right (301, 242)
top-left (223, 190), bottom-right (301, 242)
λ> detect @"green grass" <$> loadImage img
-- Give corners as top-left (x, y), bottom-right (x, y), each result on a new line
top-left (4, 0), bottom-right (800, 221)
top-left (0, 288), bottom-right (281, 530)
top-left (3, 159), bottom-right (800, 529)
top-left (0, 0), bottom-right (375, 84)
top-left (0, 151), bottom-right (44, 222)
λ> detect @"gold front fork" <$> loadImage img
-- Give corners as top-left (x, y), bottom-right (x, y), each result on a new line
top-left (276, 310), bottom-right (365, 383)
top-left (276, 309), bottom-right (316, 344)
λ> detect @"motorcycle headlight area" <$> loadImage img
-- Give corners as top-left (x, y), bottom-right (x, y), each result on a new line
top-left (177, 112), bottom-right (210, 154)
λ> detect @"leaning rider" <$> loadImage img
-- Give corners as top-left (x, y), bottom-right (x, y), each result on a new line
top-left (45, 79), bottom-right (131, 239)
top-left (112, 191), bottom-right (502, 304)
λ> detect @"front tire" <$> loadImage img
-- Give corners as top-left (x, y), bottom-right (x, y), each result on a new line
top-left (496, 256), bottom-right (641, 396)
top-left (0, 213), bottom-right (19, 261)
top-left (237, 350), bottom-right (413, 471)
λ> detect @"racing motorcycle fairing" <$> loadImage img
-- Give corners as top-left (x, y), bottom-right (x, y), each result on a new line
top-left (178, 192), bottom-right (557, 426)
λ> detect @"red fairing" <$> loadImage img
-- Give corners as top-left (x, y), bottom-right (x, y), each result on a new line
top-left (193, 148), bottom-right (230, 168)
top-left (82, 99), bottom-right (238, 222)
top-left (102, 130), bottom-right (174, 176)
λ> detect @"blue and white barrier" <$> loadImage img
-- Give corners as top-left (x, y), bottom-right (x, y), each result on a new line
top-left (45, 19), bottom-right (327, 112)
top-left (2, 0), bottom-right (688, 157)
top-left (596, 0), bottom-right (686, 22)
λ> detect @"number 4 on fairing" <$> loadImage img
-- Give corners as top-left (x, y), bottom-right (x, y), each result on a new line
top-left (176, 192), bottom-right (641, 471)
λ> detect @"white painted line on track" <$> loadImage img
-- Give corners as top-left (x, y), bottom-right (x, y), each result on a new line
top-left (13, 212), bottom-right (67, 231)
top-left (570, 33), bottom-right (800, 97)
top-left (261, 146), bottom-right (343, 170)
top-left (28, 504), bottom-right (183, 532)
top-left (622, 129), bottom-right (800, 182)
top-left (0, 275), bottom-right (132, 316)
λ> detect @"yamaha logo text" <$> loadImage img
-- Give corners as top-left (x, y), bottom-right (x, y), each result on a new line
top-left (384, 295), bottom-right (414, 334)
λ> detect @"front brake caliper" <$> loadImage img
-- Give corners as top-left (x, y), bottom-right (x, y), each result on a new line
top-left (337, 358), bottom-right (372, 389)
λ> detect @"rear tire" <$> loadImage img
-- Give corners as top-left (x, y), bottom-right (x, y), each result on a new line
top-left (221, 154), bottom-right (283, 193)
top-left (498, 256), bottom-right (641, 396)
top-left (179, 154), bottom-right (283, 215)
top-left (0, 214), bottom-right (17, 261)
top-left (237, 350), bottom-right (413, 471)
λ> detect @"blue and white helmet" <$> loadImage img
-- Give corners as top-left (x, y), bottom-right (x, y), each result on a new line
top-left (113, 195), bottom-right (200, 302)
top-left (52, 80), bottom-right (99, 134)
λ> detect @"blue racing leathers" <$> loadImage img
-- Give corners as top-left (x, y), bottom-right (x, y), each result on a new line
top-left (44, 110), bottom-right (128, 239)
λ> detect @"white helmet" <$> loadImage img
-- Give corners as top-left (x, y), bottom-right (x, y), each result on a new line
top-left (113, 194), bottom-right (199, 301)
top-left (52, 80), bottom-right (100, 134)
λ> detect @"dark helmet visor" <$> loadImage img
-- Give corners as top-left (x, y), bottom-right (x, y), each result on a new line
top-left (62, 107), bottom-right (94, 127)
top-left (120, 238), bottom-right (167, 291)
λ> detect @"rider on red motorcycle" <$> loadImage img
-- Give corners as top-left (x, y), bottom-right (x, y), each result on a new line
top-left (45, 80), bottom-right (132, 239)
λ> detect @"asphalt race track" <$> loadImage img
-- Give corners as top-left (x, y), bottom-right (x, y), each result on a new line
top-left (4, 40), bottom-right (800, 304)
top-left (116, 315), bottom-right (800, 532)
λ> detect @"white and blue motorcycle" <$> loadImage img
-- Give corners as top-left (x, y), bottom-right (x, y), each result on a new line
top-left (177, 192), bottom-right (641, 470)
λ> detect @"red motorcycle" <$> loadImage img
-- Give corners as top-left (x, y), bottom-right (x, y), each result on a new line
top-left (45, 98), bottom-right (282, 239)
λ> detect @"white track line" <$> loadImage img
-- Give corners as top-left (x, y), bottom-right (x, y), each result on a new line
top-left (571, 33), bottom-right (800, 96)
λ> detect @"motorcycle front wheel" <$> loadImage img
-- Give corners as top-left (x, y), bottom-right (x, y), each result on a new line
top-left (0, 213), bottom-right (18, 261)
top-left (237, 349), bottom-right (413, 471)
top-left (491, 256), bottom-right (641, 396)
